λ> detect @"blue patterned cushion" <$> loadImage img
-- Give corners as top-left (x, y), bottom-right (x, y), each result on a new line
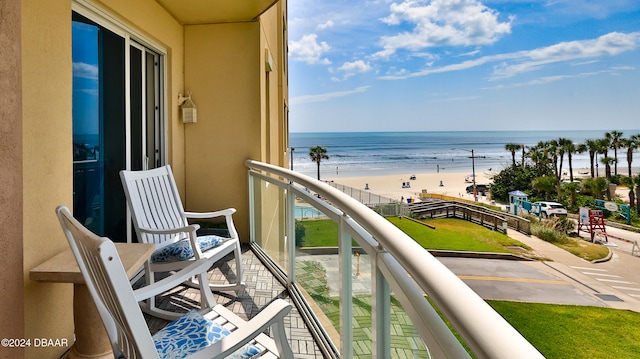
top-left (151, 235), bottom-right (225, 263)
top-left (152, 310), bottom-right (260, 359)
top-left (227, 344), bottom-right (262, 359)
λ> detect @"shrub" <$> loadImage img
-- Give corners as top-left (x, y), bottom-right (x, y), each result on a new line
top-left (531, 218), bottom-right (572, 244)
top-left (295, 220), bottom-right (306, 247)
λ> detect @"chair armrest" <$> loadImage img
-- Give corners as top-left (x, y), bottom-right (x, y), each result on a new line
top-left (186, 299), bottom-right (292, 359)
top-left (183, 208), bottom-right (236, 219)
top-left (184, 208), bottom-right (239, 242)
top-left (133, 259), bottom-right (213, 302)
top-left (138, 224), bottom-right (200, 236)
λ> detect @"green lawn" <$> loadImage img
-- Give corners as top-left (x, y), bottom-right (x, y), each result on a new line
top-left (297, 219), bottom-right (358, 247)
top-left (298, 216), bottom-right (529, 253)
top-left (387, 216), bottom-right (531, 254)
top-left (488, 301), bottom-right (640, 359)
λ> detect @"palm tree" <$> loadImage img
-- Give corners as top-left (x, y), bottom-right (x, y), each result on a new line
top-left (527, 146), bottom-right (547, 177)
top-left (582, 177), bottom-right (608, 200)
top-left (505, 143), bottom-right (521, 167)
top-left (606, 130), bottom-right (624, 176)
top-left (558, 137), bottom-right (574, 182)
top-left (582, 139), bottom-right (600, 178)
top-left (562, 181), bottom-right (580, 208)
top-left (539, 140), bottom-right (559, 182)
top-left (597, 137), bottom-right (611, 178)
top-left (600, 156), bottom-right (617, 200)
top-left (600, 156), bottom-right (616, 181)
top-left (624, 134), bottom-right (640, 178)
top-left (521, 144), bottom-right (527, 167)
top-left (309, 145), bottom-right (329, 180)
top-left (620, 176), bottom-right (636, 210)
top-left (532, 175), bottom-right (556, 201)
top-left (634, 174), bottom-right (640, 214)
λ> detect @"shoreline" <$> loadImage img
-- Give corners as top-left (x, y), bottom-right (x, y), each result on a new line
top-left (324, 170), bottom-right (496, 204)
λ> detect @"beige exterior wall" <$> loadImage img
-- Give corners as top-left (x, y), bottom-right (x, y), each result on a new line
top-left (0, 0), bottom-right (25, 357)
top-left (184, 2), bottom-right (288, 241)
top-left (4, 0), bottom-right (287, 357)
top-left (21, 1), bottom-right (75, 358)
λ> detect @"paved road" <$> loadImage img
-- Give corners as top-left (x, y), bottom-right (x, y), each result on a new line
top-left (437, 257), bottom-right (606, 306)
top-left (397, 223), bottom-right (640, 311)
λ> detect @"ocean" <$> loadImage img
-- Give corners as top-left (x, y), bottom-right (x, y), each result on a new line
top-left (290, 130), bottom-right (640, 178)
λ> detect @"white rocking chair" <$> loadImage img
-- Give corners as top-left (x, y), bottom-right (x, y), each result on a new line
top-left (56, 205), bottom-right (294, 359)
top-left (120, 165), bottom-right (244, 319)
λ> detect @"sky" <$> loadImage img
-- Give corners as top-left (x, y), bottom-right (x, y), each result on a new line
top-left (288, 0), bottom-right (640, 133)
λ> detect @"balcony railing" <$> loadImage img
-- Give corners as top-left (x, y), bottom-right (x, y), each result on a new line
top-left (246, 159), bottom-right (544, 359)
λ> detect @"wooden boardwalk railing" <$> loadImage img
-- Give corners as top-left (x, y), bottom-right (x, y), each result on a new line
top-left (408, 196), bottom-right (531, 234)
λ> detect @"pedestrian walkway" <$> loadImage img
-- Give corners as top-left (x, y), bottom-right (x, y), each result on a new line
top-left (507, 227), bottom-right (640, 312)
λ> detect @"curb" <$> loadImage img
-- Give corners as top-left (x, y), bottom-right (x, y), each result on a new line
top-left (427, 250), bottom-right (534, 261)
top-left (298, 246), bottom-right (534, 261)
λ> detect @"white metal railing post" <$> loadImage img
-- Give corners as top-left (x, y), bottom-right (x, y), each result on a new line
top-left (287, 183), bottom-right (296, 285)
top-left (378, 253), bottom-right (471, 358)
top-left (248, 170), bottom-right (256, 244)
top-left (338, 214), bottom-right (353, 358)
top-left (372, 247), bottom-right (390, 359)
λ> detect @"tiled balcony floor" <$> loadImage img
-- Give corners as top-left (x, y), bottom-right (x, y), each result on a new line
top-left (141, 245), bottom-right (326, 358)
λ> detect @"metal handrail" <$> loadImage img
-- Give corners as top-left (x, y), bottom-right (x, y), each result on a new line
top-left (246, 159), bottom-right (544, 359)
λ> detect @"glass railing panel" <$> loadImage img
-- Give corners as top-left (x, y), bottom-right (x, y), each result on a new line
top-left (250, 176), bottom-right (289, 273)
top-left (351, 251), bottom-right (373, 359)
top-left (294, 203), bottom-right (342, 349)
top-left (388, 295), bottom-right (431, 358)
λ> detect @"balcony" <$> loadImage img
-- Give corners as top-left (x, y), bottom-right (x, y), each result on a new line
top-left (145, 160), bottom-right (543, 358)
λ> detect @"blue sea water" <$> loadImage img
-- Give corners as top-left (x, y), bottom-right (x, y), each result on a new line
top-left (290, 130), bottom-right (640, 178)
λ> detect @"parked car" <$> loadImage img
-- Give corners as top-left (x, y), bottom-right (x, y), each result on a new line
top-left (534, 201), bottom-right (567, 218)
top-left (466, 184), bottom-right (490, 194)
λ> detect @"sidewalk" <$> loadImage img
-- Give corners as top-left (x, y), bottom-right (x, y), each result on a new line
top-left (507, 227), bottom-right (640, 313)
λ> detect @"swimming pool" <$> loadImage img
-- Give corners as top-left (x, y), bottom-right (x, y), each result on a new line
top-left (295, 205), bottom-right (326, 219)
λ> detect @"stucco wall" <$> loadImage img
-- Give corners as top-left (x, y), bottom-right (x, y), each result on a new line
top-left (184, 22), bottom-right (262, 241)
top-left (0, 1), bottom-right (25, 358)
top-left (21, 1), bottom-right (75, 357)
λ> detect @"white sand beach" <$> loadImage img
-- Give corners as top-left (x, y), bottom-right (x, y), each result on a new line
top-left (325, 170), bottom-right (634, 205)
top-left (324, 170), bottom-right (497, 204)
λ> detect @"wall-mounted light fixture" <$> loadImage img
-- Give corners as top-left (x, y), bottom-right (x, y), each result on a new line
top-left (178, 91), bottom-right (197, 123)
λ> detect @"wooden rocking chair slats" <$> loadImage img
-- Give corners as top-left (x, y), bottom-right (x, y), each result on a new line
top-left (120, 165), bottom-right (244, 320)
top-left (56, 205), bottom-right (294, 359)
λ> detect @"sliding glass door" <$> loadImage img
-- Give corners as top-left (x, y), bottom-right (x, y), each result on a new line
top-left (72, 11), bottom-right (164, 241)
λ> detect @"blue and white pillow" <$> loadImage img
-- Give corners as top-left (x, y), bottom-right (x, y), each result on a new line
top-left (152, 310), bottom-right (260, 359)
top-left (151, 235), bottom-right (225, 263)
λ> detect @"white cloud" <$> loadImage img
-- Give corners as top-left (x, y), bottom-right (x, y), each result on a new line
top-left (289, 34), bottom-right (332, 64)
top-left (339, 60), bottom-right (372, 73)
top-left (336, 60), bottom-right (373, 80)
top-left (374, 0), bottom-right (512, 59)
top-left (73, 62), bottom-right (98, 80)
top-left (290, 86), bottom-right (372, 104)
top-left (316, 20), bottom-right (335, 30)
top-left (379, 31), bottom-right (640, 80)
top-left (482, 67), bottom-right (634, 90)
top-left (490, 31), bottom-right (640, 79)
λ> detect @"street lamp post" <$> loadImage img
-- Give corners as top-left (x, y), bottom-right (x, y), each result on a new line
top-left (290, 147), bottom-right (295, 170)
top-left (470, 149), bottom-right (477, 201)
top-left (453, 148), bottom-right (477, 201)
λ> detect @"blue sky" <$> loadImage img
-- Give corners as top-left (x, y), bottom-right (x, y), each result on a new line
top-left (288, 0), bottom-right (640, 133)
